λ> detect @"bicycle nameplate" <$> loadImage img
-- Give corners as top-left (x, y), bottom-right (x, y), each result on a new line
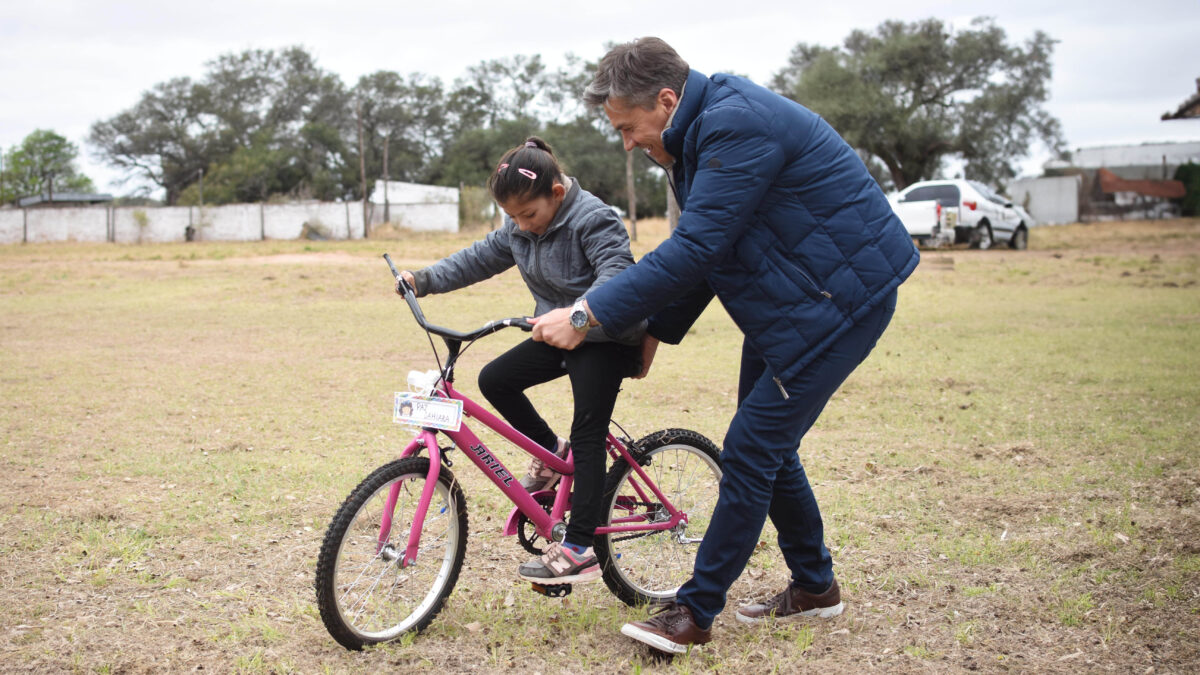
top-left (394, 392), bottom-right (463, 432)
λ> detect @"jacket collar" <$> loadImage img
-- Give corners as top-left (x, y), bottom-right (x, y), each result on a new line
top-left (661, 69), bottom-right (710, 161)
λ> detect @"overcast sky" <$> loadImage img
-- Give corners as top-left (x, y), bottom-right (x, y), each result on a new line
top-left (2, 0), bottom-right (1198, 195)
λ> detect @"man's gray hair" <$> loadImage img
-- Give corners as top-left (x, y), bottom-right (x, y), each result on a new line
top-left (583, 37), bottom-right (690, 109)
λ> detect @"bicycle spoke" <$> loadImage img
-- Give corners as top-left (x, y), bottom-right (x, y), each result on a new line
top-left (597, 432), bottom-right (721, 607)
top-left (316, 458), bottom-right (468, 647)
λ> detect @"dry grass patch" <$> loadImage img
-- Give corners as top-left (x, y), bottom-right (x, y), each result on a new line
top-left (0, 219), bottom-right (1197, 673)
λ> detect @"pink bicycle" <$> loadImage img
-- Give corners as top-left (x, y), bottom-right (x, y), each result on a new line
top-left (314, 254), bottom-right (722, 650)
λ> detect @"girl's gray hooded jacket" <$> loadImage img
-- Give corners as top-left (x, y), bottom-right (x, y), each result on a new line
top-left (411, 178), bottom-right (646, 345)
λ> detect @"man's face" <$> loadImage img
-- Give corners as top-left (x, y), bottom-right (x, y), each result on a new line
top-left (603, 89), bottom-right (678, 166)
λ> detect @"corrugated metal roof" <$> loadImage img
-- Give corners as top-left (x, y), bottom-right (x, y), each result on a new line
top-left (1097, 168), bottom-right (1186, 199)
top-left (17, 192), bottom-right (114, 207)
top-left (1070, 141), bottom-right (1200, 169)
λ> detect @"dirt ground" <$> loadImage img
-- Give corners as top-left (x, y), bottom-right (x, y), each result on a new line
top-left (1, 220), bottom-right (1197, 673)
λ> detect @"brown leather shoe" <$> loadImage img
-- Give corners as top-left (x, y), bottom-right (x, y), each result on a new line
top-left (735, 578), bottom-right (844, 624)
top-left (620, 602), bottom-right (712, 654)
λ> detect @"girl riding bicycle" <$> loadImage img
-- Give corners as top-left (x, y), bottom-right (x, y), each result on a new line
top-left (398, 137), bottom-right (644, 584)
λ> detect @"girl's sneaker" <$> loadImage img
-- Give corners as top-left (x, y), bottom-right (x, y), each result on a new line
top-left (519, 438), bottom-right (569, 492)
top-left (518, 541), bottom-right (601, 584)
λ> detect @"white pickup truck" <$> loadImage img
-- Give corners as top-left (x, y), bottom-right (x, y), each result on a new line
top-left (888, 179), bottom-right (1032, 250)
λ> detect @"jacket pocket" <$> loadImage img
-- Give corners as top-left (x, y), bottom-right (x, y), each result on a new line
top-left (764, 249), bottom-right (832, 303)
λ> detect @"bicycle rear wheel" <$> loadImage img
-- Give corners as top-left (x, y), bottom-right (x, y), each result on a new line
top-left (595, 428), bottom-right (721, 607)
top-left (315, 457), bottom-right (467, 650)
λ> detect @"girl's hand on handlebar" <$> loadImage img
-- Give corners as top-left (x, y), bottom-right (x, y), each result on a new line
top-left (396, 270), bottom-right (417, 295)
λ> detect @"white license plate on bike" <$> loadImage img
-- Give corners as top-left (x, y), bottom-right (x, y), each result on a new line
top-left (393, 392), bottom-right (463, 432)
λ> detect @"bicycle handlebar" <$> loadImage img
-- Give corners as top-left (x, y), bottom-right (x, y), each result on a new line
top-left (383, 253), bottom-right (534, 340)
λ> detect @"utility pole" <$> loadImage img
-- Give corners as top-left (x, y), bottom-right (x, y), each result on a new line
top-left (625, 150), bottom-right (638, 241)
top-left (357, 99), bottom-right (369, 238)
top-left (381, 127), bottom-right (391, 224)
top-left (667, 186), bottom-right (679, 232)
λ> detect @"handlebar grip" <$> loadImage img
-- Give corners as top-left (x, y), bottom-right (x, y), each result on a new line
top-left (513, 317), bottom-right (534, 332)
top-left (382, 253), bottom-right (401, 278)
top-left (382, 253), bottom-right (415, 297)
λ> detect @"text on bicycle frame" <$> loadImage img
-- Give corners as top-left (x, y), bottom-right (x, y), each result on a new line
top-left (469, 444), bottom-right (514, 486)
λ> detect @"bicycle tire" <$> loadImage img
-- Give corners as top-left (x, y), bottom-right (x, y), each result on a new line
top-left (315, 457), bottom-right (467, 650)
top-left (594, 428), bottom-right (721, 607)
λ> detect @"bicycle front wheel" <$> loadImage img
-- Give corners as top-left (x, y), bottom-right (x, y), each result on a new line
top-left (595, 428), bottom-right (721, 607)
top-left (315, 457), bottom-right (467, 650)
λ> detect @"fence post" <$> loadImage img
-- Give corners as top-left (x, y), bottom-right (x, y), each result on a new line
top-left (260, 203), bottom-right (266, 240)
top-left (23, 208), bottom-right (27, 244)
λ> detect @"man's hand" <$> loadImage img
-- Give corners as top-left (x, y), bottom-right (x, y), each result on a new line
top-left (632, 334), bottom-right (659, 379)
top-left (530, 307), bottom-right (587, 349)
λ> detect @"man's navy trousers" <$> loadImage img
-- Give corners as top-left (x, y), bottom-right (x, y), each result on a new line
top-left (676, 290), bottom-right (898, 628)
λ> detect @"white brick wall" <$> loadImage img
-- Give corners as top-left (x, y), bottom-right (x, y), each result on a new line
top-left (6, 200), bottom-right (370, 244)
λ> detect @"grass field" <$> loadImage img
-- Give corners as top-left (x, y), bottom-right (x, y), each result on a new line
top-left (1, 218), bottom-right (1197, 673)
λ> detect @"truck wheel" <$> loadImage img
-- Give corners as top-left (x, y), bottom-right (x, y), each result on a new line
top-left (1009, 226), bottom-right (1028, 250)
top-left (970, 222), bottom-right (993, 250)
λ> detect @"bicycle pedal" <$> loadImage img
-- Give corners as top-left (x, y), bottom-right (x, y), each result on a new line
top-left (530, 582), bottom-right (572, 598)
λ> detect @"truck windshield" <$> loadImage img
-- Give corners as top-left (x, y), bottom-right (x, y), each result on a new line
top-left (901, 185), bottom-right (959, 207)
top-left (968, 180), bottom-right (1010, 206)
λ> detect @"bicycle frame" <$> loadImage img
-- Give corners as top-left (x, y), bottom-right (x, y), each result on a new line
top-left (378, 253), bottom-right (692, 568)
top-left (389, 379), bottom-right (692, 567)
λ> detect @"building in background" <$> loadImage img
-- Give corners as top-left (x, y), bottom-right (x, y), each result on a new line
top-left (1011, 141), bottom-right (1199, 223)
top-left (16, 192), bottom-right (113, 208)
top-left (369, 180), bottom-right (459, 233)
top-left (1008, 175), bottom-right (1082, 225)
top-left (1067, 142), bottom-right (1197, 220)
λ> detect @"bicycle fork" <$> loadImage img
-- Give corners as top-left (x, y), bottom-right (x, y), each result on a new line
top-left (378, 430), bottom-right (443, 568)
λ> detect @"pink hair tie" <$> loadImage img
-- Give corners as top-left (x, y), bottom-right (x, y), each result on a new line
top-left (525, 141), bottom-right (538, 148)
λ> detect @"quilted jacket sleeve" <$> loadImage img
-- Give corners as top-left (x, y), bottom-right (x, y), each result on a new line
top-left (589, 105), bottom-right (785, 334)
top-left (412, 226), bottom-right (516, 296)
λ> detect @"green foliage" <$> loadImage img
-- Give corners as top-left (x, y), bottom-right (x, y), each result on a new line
top-left (87, 45), bottom-right (663, 215)
top-left (1, 129), bottom-right (95, 203)
top-left (91, 46), bottom-right (354, 205)
top-left (1174, 162), bottom-right (1200, 216)
top-left (458, 185), bottom-right (497, 228)
top-left (354, 70), bottom-right (448, 191)
top-left (428, 117), bottom-right (541, 189)
top-left (543, 117), bottom-right (626, 206)
top-left (771, 17), bottom-right (1064, 191)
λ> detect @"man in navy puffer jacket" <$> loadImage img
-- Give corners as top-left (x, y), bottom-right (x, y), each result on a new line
top-left (532, 37), bottom-right (919, 653)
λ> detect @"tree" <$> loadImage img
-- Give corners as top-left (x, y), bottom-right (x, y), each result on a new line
top-left (453, 55), bottom-right (549, 129)
top-left (89, 76), bottom-right (215, 204)
top-left (1174, 162), bottom-right (1200, 217)
top-left (541, 53), bottom-right (598, 125)
top-left (353, 71), bottom-right (448, 189)
top-left (91, 46), bottom-right (357, 205)
top-left (430, 118), bottom-right (541, 188)
top-left (771, 17), bottom-right (1064, 190)
top-left (2, 129), bottom-right (95, 203)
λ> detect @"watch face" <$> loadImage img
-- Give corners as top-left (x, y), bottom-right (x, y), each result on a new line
top-left (570, 309), bottom-right (588, 329)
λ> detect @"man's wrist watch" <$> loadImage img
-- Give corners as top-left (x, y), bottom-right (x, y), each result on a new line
top-left (569, 299), bottom-right (590, 332)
